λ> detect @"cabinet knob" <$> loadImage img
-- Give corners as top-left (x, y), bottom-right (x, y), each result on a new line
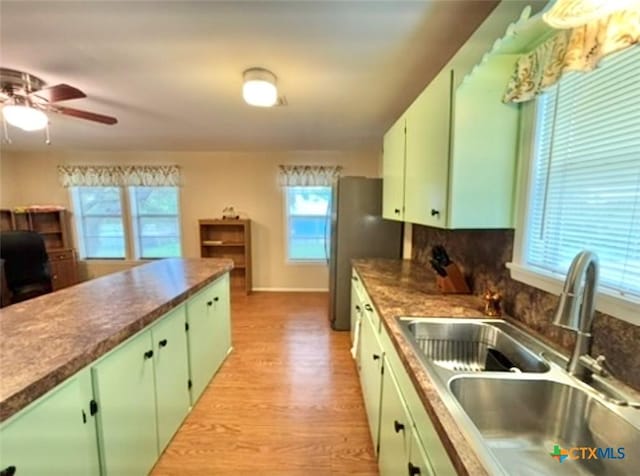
top-left (144, 350), bottom-right (154, 360)
top-left (394, 420), bottom-right (405, 433)
top-left (0, 466), bottom-right (16, 476)
top-left (394, 208), bottom-right (401, 214)
top-left (159, 339), bottom-right (168, 348)
top-left (352, 276), bottom-right (358, 282)
top-left (372, 354), bottom-right (381, 361)
top-left (214, 296), bottom-right (219, 302)
top-left (430, 209), bottom-right (440, 217)
top-left (207, 300), bottom-right (213, 306)
top-left (355, 305), bottom-right (361, 311)
top-left (364, 304), bottom-right (373, 312)
top-left (408, 462), bottom-right (421, 476)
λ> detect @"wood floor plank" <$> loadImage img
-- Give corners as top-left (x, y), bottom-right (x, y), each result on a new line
top-left (151, 292), bottom-right (379, 475)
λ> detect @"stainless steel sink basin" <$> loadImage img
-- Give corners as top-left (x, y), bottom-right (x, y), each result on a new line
top-left (449, 378), bottom-right (639, 476)
top-left (398, 318), bottom-right (640, 475)
top-left (405, 320), bottom-right (549, 373)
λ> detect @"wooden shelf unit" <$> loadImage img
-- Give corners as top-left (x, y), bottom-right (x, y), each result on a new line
top-left (1, 209), bottom-right (78, 291)
top-left (199, 219), bottom-right (252, 294)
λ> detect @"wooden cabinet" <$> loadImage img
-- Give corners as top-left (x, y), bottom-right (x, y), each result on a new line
top-left (48, 249), bottom-right (78, 291)
top-left (379, 361), bottom-right (413, 476)
top-left (92, 330), bottom-right (159, 476)
top-left (151, 305), bottom-right (191, 452)
top-left (0, 210), bottom-right (11, 232)
top-left (358, 309), bottom-right (384, 454)
top-left (0, 369), bottom-right (99, 476)
top-left (199, 219), bottom-right (252, 294)
top-left (186, 273), bottom-right (232, 403)
top-left (382, 116), bottom-right (407, 221)
top-left (382, 59), bottom-right (519, 229)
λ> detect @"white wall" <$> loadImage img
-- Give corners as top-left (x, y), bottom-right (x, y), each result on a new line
top-left (0, 149), bottom-right (380, 289)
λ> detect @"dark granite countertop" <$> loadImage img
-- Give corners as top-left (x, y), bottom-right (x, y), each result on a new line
top-left (0, 258), bottom-right (233, 423)
top-left (352, 258), bottom-right (489, 476)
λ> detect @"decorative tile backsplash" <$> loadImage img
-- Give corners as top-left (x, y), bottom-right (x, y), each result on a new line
top-left (412, 224), bottom-right (640, 391)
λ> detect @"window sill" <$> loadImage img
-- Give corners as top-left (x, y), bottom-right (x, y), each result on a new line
top-left (507, 262), bottom-right (640, 325)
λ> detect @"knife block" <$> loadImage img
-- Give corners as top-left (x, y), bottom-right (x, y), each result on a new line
top-left (436, 263), bottom-right (471, 294)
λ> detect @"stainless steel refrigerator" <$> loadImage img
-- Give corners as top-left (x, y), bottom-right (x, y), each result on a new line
top-left (328, 176), bottom-right (403, 330)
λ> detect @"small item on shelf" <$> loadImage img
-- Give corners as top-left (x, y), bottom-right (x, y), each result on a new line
top-left (202, 240), bottom-right (224, 245)
top-left (222, 206), bottom-right (239, 220)
top-left (483, 289), bottom-right (503, 316)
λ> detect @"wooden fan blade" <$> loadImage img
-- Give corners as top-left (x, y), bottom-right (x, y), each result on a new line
top-left (54, 105), bottom-right (118, 125)
top-left (31, 84), bottom-right (86, 103)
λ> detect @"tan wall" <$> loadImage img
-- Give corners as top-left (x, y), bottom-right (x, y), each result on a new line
top-left (0, 149), bottom-right (380, 289)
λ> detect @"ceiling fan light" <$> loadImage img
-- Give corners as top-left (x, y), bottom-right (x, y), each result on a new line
top-left (242, 68), bottom-right (278, 107)
top-left (2, 104), bottom-right (48, 131)
top-left (543, 0), bottom-right (640, 28)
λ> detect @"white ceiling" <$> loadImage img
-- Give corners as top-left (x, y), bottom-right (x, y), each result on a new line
top-left (0, 1), bottom-right (497, 151)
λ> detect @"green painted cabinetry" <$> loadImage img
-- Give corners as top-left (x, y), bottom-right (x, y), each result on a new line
top-left (408, 426), bottom-right (436, 476)
top-left (187, 273), bottom-right (231, 403)
top-left (92, 330), bottom-right (158, 476)
top-left (382, 59), bottom-right (520, 229)
top-left (358, 309), bottom-right (384, 454)
top-left (0, 369), bottom-right (99, 476)
top-left (382, 116), bottom-right (406, 221)
top-left (350, 273), bottom-right (364, 346)
top-left (152, 305), bottom-right (191, 452)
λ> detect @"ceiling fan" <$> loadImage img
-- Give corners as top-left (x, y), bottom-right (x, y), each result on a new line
top-left (0, 68), bottom-right (118, 143)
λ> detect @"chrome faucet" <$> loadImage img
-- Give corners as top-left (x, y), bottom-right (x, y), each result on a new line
top-left (552, 250), bottom-right (600, 378)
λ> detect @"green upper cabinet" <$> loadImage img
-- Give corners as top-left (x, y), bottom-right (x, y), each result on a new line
top-left (92, 330), bottom-right (158, 476)
top-left (382, 115), bottom-right (406, 221)
top-left (151, 305), bottom-right (191, 452)
top-left (404, 69), bottom-right (452, 227)
top-left (382, 57), bottom-right (520, 229)
top-left (187, 273), bottom-right (231, 404)
top-left (0, 369), bottom-right (99, 476)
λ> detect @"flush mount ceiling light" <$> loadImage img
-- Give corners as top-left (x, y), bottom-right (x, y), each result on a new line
top-left (2, 99), bottom-right (48, 131)
top-left (543, 0), bottom-right (640, 28)
top-left (242, 67), bottom-right (278, 107)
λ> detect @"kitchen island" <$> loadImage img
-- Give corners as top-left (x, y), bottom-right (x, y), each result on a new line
top-left (0, 258), bottom-right (233, 475)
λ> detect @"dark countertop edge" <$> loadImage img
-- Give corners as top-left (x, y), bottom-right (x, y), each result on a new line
top-left (0, 263), bottom-right (232, 424)
top-left (352, 260), bottom-right (487, 476)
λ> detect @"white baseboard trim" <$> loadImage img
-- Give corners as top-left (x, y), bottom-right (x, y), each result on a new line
top-left (252, 287), bottom-right (329, 292)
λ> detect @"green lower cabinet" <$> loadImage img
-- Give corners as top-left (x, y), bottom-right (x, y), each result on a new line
top-left (187, 274), bottom-right (231, 403)
top-left (408, 426), bottom-right (435, 476)
top-left (358, 312), bottom-right (384, 454)
top-left (152, 305), bottom-right (191, 452)
top-left (378, 361), bottom-right (412, 476)
top-left (0, 369), bottom-right (99, 476)
top-left (92, 330), bottom-right (158, 476)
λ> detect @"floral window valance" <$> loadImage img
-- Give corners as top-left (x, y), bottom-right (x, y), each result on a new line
top-left (504, 9), bottom-right (640, 103)
top-left (278, 165), bottom-right (342, 187)
top-left (57, 165), bottom-right (181, 187)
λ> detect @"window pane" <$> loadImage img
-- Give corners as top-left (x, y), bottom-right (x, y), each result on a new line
top-left (131, 186), bottom-right (182, 258)
top-left (83, 217), bottom-right (125, 237)
top-left (74, 187), bottom-right (126, 259)
top-left (286, 186), bottom-right (331, 261)
top-left (79, 187), bottom-right (123, 216)
top-left (84, 237), bottom-right (126, 259)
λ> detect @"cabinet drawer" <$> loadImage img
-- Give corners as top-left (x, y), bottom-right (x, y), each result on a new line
top-left (48, 250), bottom-right (74, 261)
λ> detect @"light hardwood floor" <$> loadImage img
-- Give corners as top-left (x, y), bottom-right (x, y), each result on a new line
top-left (152, 292), bottom-right (379, 476)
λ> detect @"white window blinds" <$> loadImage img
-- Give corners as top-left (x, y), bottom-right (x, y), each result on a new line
top-left (526, 45), bottom-right (640, 299)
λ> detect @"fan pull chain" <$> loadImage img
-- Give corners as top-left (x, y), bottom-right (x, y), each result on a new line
top-left (2, 118), bottom-right (11, 144)
top-left (44, 123), bottom-right (51, 145)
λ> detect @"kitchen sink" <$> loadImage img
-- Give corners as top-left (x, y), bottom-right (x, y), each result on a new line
top-left (449, 378), bottom-right (639, 476)
top-left (404, 320), bottom-right (549, 373)
top-left (398, 318), bottom-right (640, 475)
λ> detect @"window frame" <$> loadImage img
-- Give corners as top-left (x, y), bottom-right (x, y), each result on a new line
top-left (283, 186), bottom-right (332, 265)
top-left (509, 87), bottom-right (639, 325)
top-left (70, 185), bottom-right (183, 261)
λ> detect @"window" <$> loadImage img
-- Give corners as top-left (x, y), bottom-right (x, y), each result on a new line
top-left (130, 187), bottom-right (181, 258)
top-left (72, 186), bottom-right (182, 259)
top-left (512, 46), bottom-right (640, 320)
top-left (72, 187), bottom-right (126, 258)
top-left (285, 186), bottom-right (332, 261)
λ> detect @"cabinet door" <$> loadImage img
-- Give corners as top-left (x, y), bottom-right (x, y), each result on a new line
top-left (382, 116), bottom-right (406, 221)
top-left (404, 69), bottom-right (452, 227)
top-left (359, 312), bottom-right (384, 454)
top-left (350, 275), bottom-right (363, 345)
top-left (0, 369), bottom-right (99, 476)
top-left (187, 274), bottom-right (231, 403)
top-left (378, 361), bottom-right (412, 476)
top-left (152, 306), bottom-right (191, 452)
top-left (92, 331), bottom-right (158, 476)
top-left (408, 428), bottom-right (435, 476)
top-left (50, 257), bottom-right (77, 291)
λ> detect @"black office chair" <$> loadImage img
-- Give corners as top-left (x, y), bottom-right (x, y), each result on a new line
top-left (0, 231), bottom-right (53, 304)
